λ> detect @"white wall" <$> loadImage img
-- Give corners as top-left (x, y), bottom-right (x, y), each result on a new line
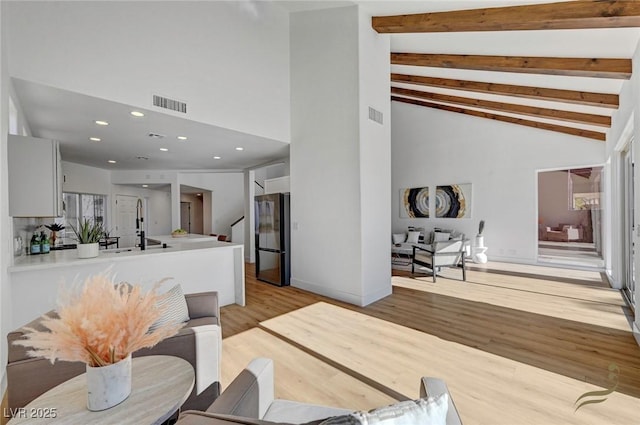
top-left (290, 6), bottom-right (391, 306)
top-left (392, 102), bottom-right (605, 264)
top-left (357, 8), bottom-right (392, 305)
top-left (146, 190), bottom-right (172, 236)
top-left (180, 173), bottom-right (244, 237)
top-left (62, 161), bottom-right (111, 195)
top-left (6, 1), bottom-right (291, 142)
top-left (290, 6), bottom-right (363, 304)
top-left (0, 0), bottom-right (11, 394)
top-left (111, 185), bottom-right (172, 238)
top-left (605, 37), bottom-right (640, 339)
top-left (110, 170), bottom-right (245, 237)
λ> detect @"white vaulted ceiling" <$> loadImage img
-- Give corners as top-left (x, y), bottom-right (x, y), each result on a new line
top-left (13, 1), bottom-right (640, 171)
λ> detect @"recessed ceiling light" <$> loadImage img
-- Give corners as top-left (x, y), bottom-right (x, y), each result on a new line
top-left (159, 148), bottom-right (169, 152)
top-left (89, 137), bottom-right (101, 142)
top-left (130, 111), bottom-right (145, 117)
top-left (213, 156), bottom-right (221, 160)
top-left (177, 136), bottom-right (187, 140)
top-left (142, 184), bottom-right (149, 188)
top-left (197, 193), bottom-right (202, 196)
top-left (95, 120), bottom-right (109, 126)
top-left (235, 147), bottom-right (244, 151)
top-left (108, 160), bottom-right (116, 164)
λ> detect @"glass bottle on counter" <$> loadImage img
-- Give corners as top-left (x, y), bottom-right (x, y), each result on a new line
top-left (40, 231), bottom-right (50, 254)
top-left (30, 233), bottom-right (41, 255)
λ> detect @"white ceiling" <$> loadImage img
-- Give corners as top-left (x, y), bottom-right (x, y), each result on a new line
top-left (13, 78), bottom-right (290, 171)
top-left (15, 1), bottom-right (640, 169)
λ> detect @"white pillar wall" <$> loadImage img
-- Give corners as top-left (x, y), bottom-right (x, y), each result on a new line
top-left (290, 6), bottom-right (391, 306)
top-left (0, 1), bottom-right (11, 393)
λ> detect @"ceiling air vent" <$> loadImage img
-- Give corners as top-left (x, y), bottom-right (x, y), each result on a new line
top-left (148, 133), bottom-right (165, 139)
top-left (153, 94), bottom-right (187, 114)
top-left (368, 107), bottom-right (383, 125)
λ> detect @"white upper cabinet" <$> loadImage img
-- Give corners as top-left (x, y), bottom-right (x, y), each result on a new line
top-left (8, 135), bottom-right (63, 217)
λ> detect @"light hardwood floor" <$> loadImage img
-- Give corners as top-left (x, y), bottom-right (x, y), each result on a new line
top-left (221, 263), bottom-right (640, 424)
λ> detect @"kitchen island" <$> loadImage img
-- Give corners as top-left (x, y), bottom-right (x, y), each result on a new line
top-left (8, 239), bottom-right (244, 329)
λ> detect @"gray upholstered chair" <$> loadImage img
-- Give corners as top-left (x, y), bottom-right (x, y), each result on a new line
top-left (6, 291), bottom-right (222, 414)
top-left (177, 357), bottom-right (463, 425)
top-left (412, 240), bottom-right (466, 282)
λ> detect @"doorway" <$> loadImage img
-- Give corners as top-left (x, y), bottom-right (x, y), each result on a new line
top-left (180, 202), bottom-right (191, 234)
top-left (537, 167), bottom-right (604, 268)
top-left (622, 143), bottom-right (635, 307)
top-left (180, 185), bottom-right (205, 235)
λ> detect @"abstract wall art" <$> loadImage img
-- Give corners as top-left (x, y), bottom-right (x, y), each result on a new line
top-left (435, 184), bottom-right (472, 218)
top-left (401, 187), bottom-right (429, 218)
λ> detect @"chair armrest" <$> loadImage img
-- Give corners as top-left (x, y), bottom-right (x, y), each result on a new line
top-left (413, 244), bottom-right (434, 254)
top-left (186, 291), bottom-right (220, 320)
top-left (420, 377), bottom-right (463, 425)
top-left (178, 410), bottom-right (272, 425)
top-left (207, 358), bottom-right (274, 419)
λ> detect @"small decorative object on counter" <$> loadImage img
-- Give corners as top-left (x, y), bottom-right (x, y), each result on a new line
top-left (171, 228), bottom-right (188, 238)
top-left (39, 231), bottom-right (50, 254)
top-left (30, 233), bottom-right (41, 255)
top-left (45, 223), bottom-right (65, 247)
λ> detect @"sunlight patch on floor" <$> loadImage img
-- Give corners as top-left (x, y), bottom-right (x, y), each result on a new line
top-left (393, 271), bottom-right (630, 332)
top-left (260, 302), bottom-right (640, 425)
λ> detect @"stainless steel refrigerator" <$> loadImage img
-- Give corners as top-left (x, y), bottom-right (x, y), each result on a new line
top-left (255, 193), bottom-right (290, 286)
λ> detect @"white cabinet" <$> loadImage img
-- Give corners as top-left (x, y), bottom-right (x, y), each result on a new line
top-left (264, 176), bottom-right (290, 194)
top-left (8, 135), bottom-right (63, 217)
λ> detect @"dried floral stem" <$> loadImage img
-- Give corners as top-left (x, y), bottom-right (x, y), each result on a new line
top-left (14, 273), bottom-right (184, 367)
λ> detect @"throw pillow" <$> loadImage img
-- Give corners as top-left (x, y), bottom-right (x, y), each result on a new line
top-left (318, 394), bottom-right (448, 425)
top-left (433, 232), bottom-right (450, 242)
top-left (392, 233), bottom-right (406, 244)
top-left (406, 231), bottom-right (421, 244)
top-left (149, 284), bottom-right (190, 332)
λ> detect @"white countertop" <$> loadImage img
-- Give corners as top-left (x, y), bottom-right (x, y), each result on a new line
top-left (10, 238), bottom-right (241, 272)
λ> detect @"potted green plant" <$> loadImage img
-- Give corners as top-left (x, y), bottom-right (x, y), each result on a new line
top-left (70, 219), bottom-right (104, 259)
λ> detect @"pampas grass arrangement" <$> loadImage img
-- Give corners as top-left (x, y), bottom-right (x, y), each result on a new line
top-left (14, 273), bottom-right (183, 367)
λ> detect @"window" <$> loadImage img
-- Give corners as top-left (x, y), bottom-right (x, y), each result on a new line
top-left (568, 167), bottom-right (603, 211)
top-left (63, 192), bottom-right (108, 232)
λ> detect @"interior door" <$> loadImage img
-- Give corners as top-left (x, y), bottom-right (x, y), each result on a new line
top-left (116, 195), bottom-right (138, 248)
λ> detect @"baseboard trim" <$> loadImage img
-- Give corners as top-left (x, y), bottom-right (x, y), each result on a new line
top-left (291, 278), bottom-right (362, 306)
top-left (633, 323), bottom-right (640, 348)
top-left (361, 285), bottom-right (392, 307)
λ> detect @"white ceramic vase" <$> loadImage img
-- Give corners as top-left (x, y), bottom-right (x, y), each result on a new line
top-left (77, 243), bottom-right (99, 259)
top-left (475, 235), bottom-right (485, 248)
top-left (86, 354), bottom-right (132, 411)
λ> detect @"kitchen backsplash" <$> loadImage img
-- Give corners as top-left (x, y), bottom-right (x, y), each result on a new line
top-left (13, 217), bottom-right (71, 257)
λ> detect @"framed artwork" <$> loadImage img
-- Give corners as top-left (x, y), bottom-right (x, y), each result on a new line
top-left (435, 184), bottom-right (472, 218)
top-left (401, 187), bottom-right (429, 218)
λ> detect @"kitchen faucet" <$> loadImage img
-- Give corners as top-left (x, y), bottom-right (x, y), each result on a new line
top-left (136, 198), bottom-right (145, 250)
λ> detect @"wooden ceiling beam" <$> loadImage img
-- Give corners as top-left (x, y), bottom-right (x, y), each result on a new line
top-left (391, 95), bottom-right (606, 142)
top-left (391, 73), bottom-right (619, 109)
top-left (391, 53), bottom-right (631, 79)
top-left (373, 1), bottom-right (640, 33)
top-left (391, 87), bottom-right (611, 127)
